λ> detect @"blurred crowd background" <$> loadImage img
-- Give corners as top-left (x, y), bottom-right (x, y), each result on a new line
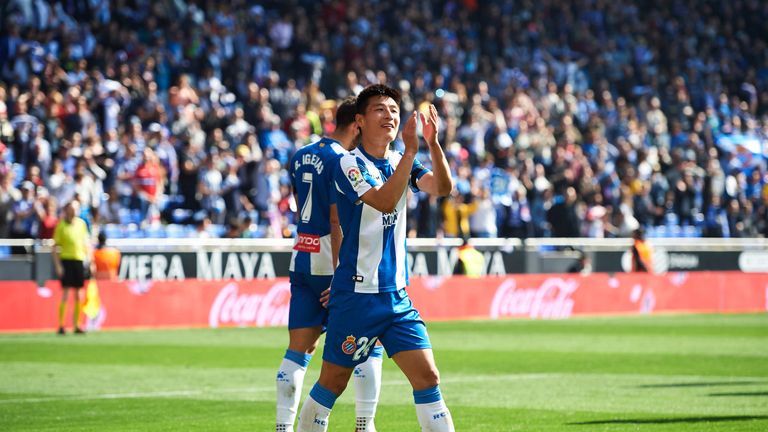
top-left (0, 0), bottom-right (767, 241)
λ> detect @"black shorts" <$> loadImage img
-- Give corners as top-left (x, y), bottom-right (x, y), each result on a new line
top-left (61, 260), bottom-right (86, 289)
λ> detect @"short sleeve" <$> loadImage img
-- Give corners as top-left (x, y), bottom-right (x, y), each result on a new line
top-left (333, 154), bottom-right (379, 203)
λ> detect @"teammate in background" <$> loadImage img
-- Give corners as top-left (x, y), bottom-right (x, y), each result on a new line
top-left (52, 200), bottom-right (93, 335)
top-left (276, 98), bottom-right (384, 432)
top-left (297, 84), bottom-right (455, 431)
top-left (631, 227), bottom-right (653, 272)
top-left (93, 232), bottom-right (121, 280)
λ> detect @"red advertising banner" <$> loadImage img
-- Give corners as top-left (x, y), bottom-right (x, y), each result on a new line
top-left (0, 272), bottom-right (766, 332)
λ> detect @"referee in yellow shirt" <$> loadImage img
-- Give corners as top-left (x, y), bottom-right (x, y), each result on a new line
top-left (52, 200), bottom-right (93, 335)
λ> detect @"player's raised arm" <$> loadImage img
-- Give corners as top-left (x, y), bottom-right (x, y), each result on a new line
top-left (354, 111), bottom-right (419, 214)
top-left (416, 104), bottom-right (454, 197)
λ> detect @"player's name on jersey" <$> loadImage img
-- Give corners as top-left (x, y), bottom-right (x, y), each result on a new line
top-left (294, 152), bottom-right (326, 174)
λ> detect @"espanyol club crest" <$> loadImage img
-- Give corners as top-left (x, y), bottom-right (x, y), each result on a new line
top-left (341, 335), bottom-right (357, 355)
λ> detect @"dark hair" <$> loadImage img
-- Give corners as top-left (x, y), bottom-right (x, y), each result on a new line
top-left (335, 96), bottom-right (358, 127)
top-left (355, 84), bottom-right (401, 114)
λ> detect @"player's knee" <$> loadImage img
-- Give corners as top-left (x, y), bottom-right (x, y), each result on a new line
top-left (295, 339), bottom-right (319, 355)
top-left (287, 333), bottom-right (321, 354)
top-left (414, 367), bottom-right (440, 389)
top-left (317, 365), bottom-right (352, 396)
top-left (318, 375), bottom-right (348, 396)
top-left (305, 343), bottom-right (318, 356)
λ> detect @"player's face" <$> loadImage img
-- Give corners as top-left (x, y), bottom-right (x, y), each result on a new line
top-left (358, 96), bottom-right (400, 143)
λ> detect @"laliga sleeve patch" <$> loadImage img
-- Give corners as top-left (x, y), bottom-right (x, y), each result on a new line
top-left (346, 166), bottom-right (364, 188)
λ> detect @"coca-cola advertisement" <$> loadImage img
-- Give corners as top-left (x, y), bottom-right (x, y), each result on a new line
top-left (0, 272), bottom-right (766, 331)
top-left (489, 278), bottom-right (577, 320)
top-left (208, 282), bottom-right (290, 328)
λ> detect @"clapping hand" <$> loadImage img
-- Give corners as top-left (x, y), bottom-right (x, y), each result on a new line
top-left (421, 104), bottom-right (440, 147)
top-left (401, 111), bottom-right (419, 157)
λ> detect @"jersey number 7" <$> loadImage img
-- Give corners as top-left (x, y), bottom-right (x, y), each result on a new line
top-left (300, 172), bottom-right (313, 223)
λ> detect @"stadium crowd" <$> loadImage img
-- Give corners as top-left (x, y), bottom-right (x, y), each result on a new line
top-left (0, 0), bottom-right (767, 241)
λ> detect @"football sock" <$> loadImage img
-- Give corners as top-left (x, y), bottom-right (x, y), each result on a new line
top-left (276, 350), bottom-right (312, 431)
top-left (58, 301), bottom-right (66, 328)
top-left (296, 383), bottom-right (336, 432)
top-left (354, 346), bottom-right (383, 431)
top-left (73, 300), bottom-right (81, 328)
top-left (414, 386), bottom-right (455, 431)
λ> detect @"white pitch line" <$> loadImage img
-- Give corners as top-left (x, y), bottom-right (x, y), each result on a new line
top-left (0, 387), bottom-right (273, 404)
top-left (0, 373), bottom-right (558, 404)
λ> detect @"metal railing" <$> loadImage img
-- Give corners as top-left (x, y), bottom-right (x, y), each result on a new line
top-left (1, 236), bottom-right (766, 253)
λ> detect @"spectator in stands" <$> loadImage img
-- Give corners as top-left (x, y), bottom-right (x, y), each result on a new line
top-left (198, 152), bottom-right (225, 224)
top-left (193, 215), bottom-right (212, 238)
top-left (442, 190), bottom-right (475, 238)
top-left (36, 193), bottom-right (58, 239)
top-left (548, 187), bottom-right (581, 238)
top-left (10, 180), bottom-right (37, 241)
top-left (468, 186), bottom-right (497, 238)
top-left (132, 147), bottom-right (164, 224)
top-left (410, 193), bottom-right (441, 238)
top-left (97, 187), bottom-right (122, 225)
top-left (0, 0), bottom-right (766, 241)
top-left (500, 186), bottom-right (532, 239)
top-left (0, 167), bottom-right (18, 239)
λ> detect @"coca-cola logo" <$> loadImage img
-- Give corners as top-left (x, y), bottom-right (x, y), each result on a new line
top-left (489, 277), bottom-right (577, 319)
top-left (208, 282), bottom-right (290, 328)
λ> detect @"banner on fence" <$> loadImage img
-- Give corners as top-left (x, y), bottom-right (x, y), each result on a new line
top-left (1, 272), bottom-right (765, 331)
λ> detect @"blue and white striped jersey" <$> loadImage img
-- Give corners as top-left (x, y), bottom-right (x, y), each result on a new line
top-left (288, 137), bottom-right (347, 276)
top-left (331, 146), bottom-right (429, 294)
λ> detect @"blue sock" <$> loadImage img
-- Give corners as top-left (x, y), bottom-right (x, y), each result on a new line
top-left (413, 385), bottom-right (442, 404)
top-left (309, 383), bottom-right (338, 409)
top-left (284, 349), bottom-right (312, 368)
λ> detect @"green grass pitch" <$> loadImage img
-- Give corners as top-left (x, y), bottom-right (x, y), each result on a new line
top-left (1, 314), bottom-right (767, 431)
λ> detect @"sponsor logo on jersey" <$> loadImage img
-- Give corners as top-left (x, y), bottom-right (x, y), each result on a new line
top-left (294, 233), bottom-right (321, 253)
top-left (382, 209), bottom-right (398, 228)
top-left (342, 335), bottom-right (357, 354)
